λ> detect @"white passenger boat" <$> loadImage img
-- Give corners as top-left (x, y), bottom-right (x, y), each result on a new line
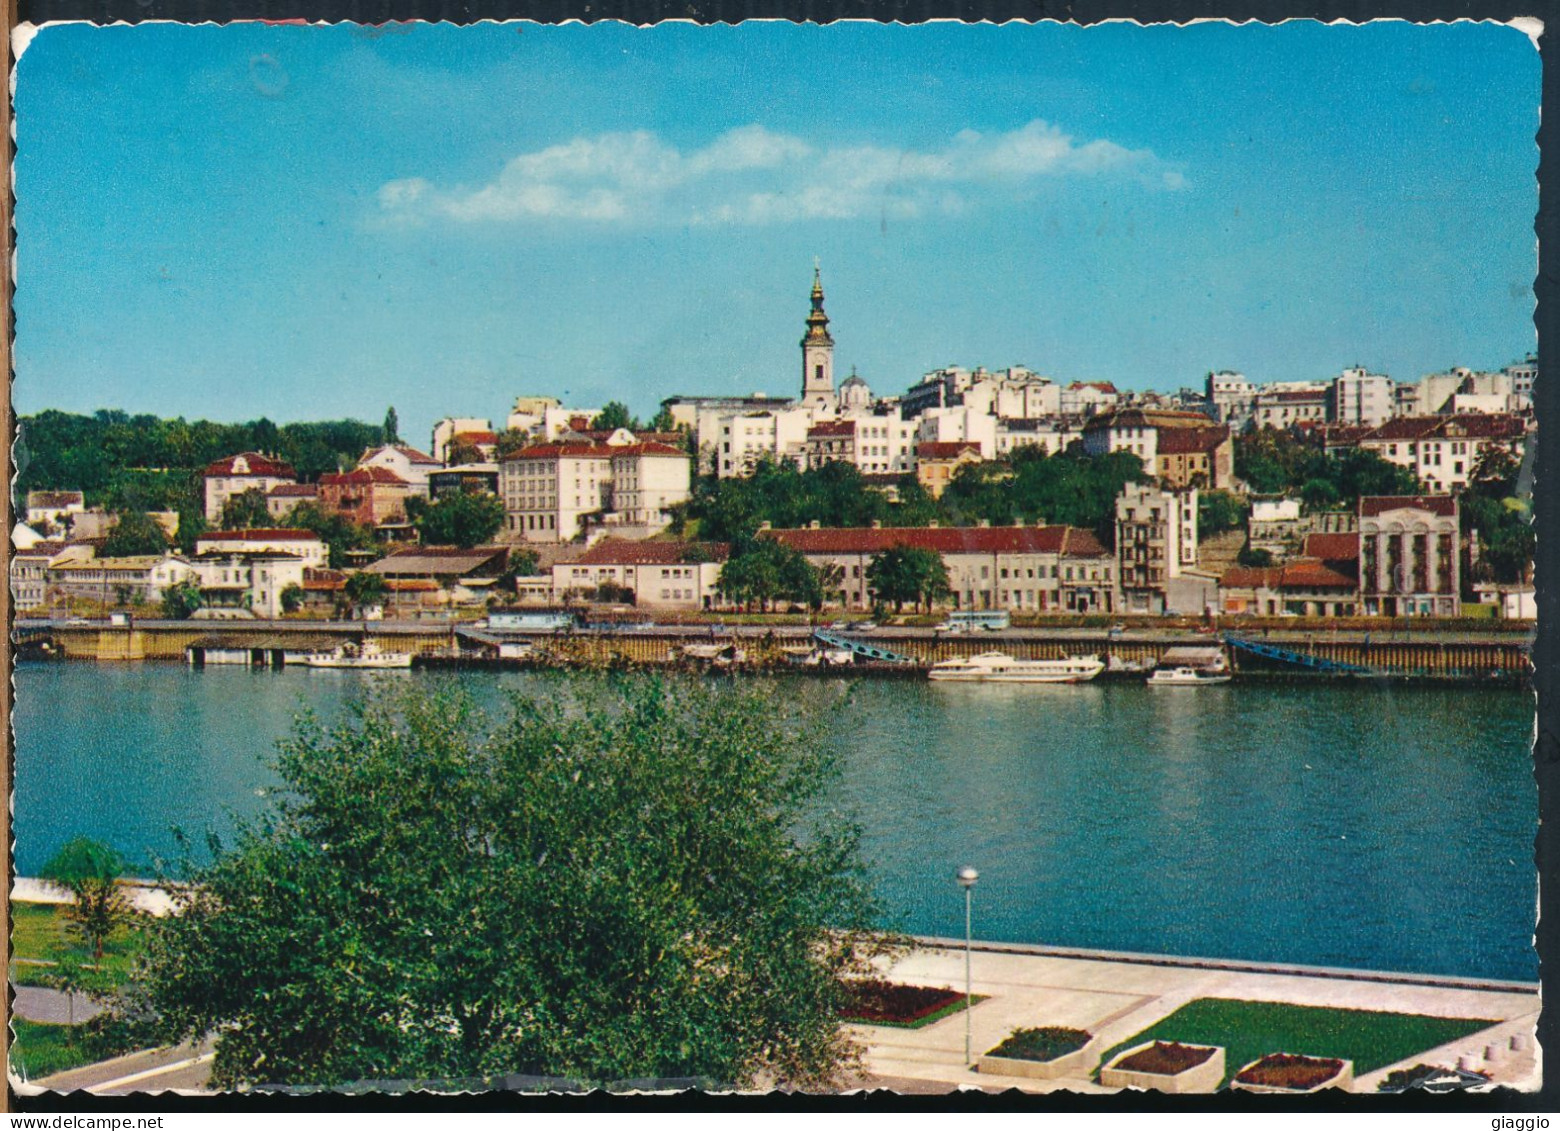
top-left (303, 640), bottom-right (414, 669)
top-left (928, 652), bottom-right (1104, 684)
top-left (1146, 665), bottom-right (1231, 686)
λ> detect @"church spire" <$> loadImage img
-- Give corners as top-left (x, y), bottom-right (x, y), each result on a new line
top-left (803, 263), bottom-right (833, 348)
top-left (801, 262), bottom-right (836, 406)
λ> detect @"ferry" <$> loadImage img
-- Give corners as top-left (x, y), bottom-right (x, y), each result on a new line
top-left (1146, 666), bottom-right (1232, 686)
top-left (302, 640), bottom-right (414, 669)
top-left (928, 651), bottom-right (1104, 684)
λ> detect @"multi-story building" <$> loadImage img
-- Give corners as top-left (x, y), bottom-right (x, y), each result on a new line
top-left (188, 551), bottom-right (307, 618)
top-left (716, 408), bottom-right (814, 478)
top-left (916, 406), bottom-right (999, 458)
top-left (550, 539), bottom-right (728, 609)
top-left (10, 539), bottom-right (70, 611)
top-left (1357, 495), bottom-right (1460, 617)
top-left (357, 444), bottom-right (442, 496)
top-left (25, 490), bottom-right (86, 534)
top-left (1252, 387), bottom-right (1328, 430)
top-left (1115, 483), bottom-right (1201, 615)
top-left (608, 442), bottom-right (692, 527)
top-left (1329, 367), bottom-right (1394, 427)
top-left (1082, 409), bottom-right (1232, 489)
top-left (1355, 413), bottom-right (1527, 494)
top-left (203, 452), bottom-right (297, 522)
top-left (805, 418), bottom-right (917, 475)
top-left (1205, 371), bottom-right (1256, 427)
top-left (431, 418), bottom-right (493, 463)
top-left (500, 443), bottom-right (615, 543)
top-left (994, 418), bottom-right (1078, 457)
top-left (1246, 497), bottom-right (1304, 559)
top-left (48, 553), bottom-right (196, 606)
top-left (915, 442), bottom-right (983, 499)
top-left (317, 467), bottom-right (413, 527)
top-left (195, 529), bottom-right (330, 570)
top-left (265, 483), bottom-right (319, 520)
top-left (763, 524), bottom-right (1115, 613)
top-left (1059, 381), bottom-right (1120, 418)
top-left (428, 463), bottom-right (501, 500)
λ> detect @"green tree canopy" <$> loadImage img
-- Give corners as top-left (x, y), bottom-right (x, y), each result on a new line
top-left (41, 838), bottom-right (132, 959)
top-left (139, 680), bottom-right (892, 1089)
top-left (1197, 491), bottom-right (1249, 540)
top-left (717, 538), bottom-right (824, 611)
top-left (343, 571), bottom-right (387, 612)
top-left (100, 511), bottom-right (170, 558)
top-left (283, 502), bottom-right (380, 570)
top-left (865, 545), bottom-right (950, 613)
top-left (593, 401), bottom-right (638, 432)
top-left (161, 580), bottom-right (205, 620)
top-left (414, 491), bottom-right (505, 548)
top-left (219, 488), bottom-right (274, 531)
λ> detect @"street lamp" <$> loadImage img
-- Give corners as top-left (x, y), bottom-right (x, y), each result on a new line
top-left (956, 865), bottom-right (979, 1067)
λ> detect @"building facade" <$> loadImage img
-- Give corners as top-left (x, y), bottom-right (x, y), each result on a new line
top-left (549, 539), bottom-right (728, 609)
top-left (1115, 484), bottom-right (1200, 615)
top-left (317, 467), bottom-right (412, 527)
top-left (203, 453), bottom-right (297, 523)
top-left (194, 529), bottom-right (330, 570)
top-left (1357, 496), bottom-right (1460, 617)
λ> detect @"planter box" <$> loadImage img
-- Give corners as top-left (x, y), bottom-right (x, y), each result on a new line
top-left (978, 1039), bottom-right (1099, 1081)
top-left (1100, 1041), bottom-right (1226, 1094)
top-left (1230, 1055), bottom-right (1354, 1094)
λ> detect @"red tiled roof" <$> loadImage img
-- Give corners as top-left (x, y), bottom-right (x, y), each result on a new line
top-left (1220, 566), bottom-right (1283, 589)
top-left (1267, 389), bottom-right (1326, 403)
top-left (1156, 426), bottom-right (1230, 455)
top-left (807, 421), bottom-right (857, 438)
top-left (1068, 381), bottom-right (1119, 393)
top-left (267, 484), bottom-right (319, 497)
top-left (503, 443), bottom-right (618, 462)
top-left (765, 525), bottom-right (1108, 558)
top-left (319, 467), bottom-right (410, 486)
top-left (916, 441), bottom-right (982, 460)
top-left (452, 430), bottom-right (499, 445)
top-left (203, 452), bottom-right (296, 478)
top-left (196, 528), bottom-right (323, 543)
top-left (1360, 413), bottom-right (1527, 443)
top-left (608, 442), bottom-right (689, 458)
top-left (1084, 407), bottom-right (1216, 432)
top-left (1302, 532), bottom-right (1361, 561)
top-left (1359, 495), bottom-right (1458, 518)
top-left (393, 445), bottom-right (439, 464)
top-left (385, 578), bottom-right (441, 592)
top-left (1279, 560), bottom-right (1357, 590)
top-left (571, 539), bottom-right (730, 565)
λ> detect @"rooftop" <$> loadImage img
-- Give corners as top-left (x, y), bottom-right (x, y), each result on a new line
top-left (568, 539), bottom-right (730, 566)
top-left (1359, 495), bottom-right (1459, 518)
top-left (766, 524), bottom-right (1108, 558)
top-left (197, 528), bottom-right (323, 543)
top-left (203, 452), bottom-right (296, 478)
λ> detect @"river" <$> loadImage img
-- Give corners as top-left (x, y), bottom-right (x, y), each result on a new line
top-left (13, 662), bottom-right (1538, 981)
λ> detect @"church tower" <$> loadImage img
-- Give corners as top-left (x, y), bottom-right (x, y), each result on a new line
top-left (800, 264), bottom-right (836, 410)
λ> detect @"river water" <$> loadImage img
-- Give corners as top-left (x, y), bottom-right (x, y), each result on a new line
top-left (13, 662), bottom-right (1538, 981)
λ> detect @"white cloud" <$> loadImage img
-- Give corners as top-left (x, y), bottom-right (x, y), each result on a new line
top-left (375, 120), bottom-right (1185, 227)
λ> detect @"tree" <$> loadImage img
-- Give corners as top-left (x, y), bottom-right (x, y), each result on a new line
top-left (383, 407), bottom-right (400, 446)
top-left (139, 680), bottom-right (894, 1089)
top-left (40, 838), bottom-right (132, 960)
top-left (1196, 491), bottom-right (1248, 540)
top-left (414, 491), bottom-right (505, 548)
top-left (280, 583), bottom-right (305, 614)
top-left (1237, 546), bottom-right (1275, 568)
top-left (344, 572), bottom-right (386, 614)
top-left (866, 545), bottom-right (949, 613)
top-left (716, 538), bottom-right (822, 612)
top-left (593, 401), bottom-right (638, 432)
top-left (446, 439), bottom-right (485, 467)
top-left (162, 580), bottom-right (205, 620)
top-left (284, 502), bottom-right (380, 570)
top-left (648, 406), bottom-right (678, 433)
top-left (496, 428), bottom-right (533, 457)
top-left (100, 511), bottom-right (170, 558)
top-left (219, 488), bottom-right (273, 531)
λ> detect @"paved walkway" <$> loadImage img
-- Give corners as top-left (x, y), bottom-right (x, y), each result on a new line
top-left (13, 985), bottom-right (107, 1025)
top-left (848, 945), bottom-right (1541, 1094)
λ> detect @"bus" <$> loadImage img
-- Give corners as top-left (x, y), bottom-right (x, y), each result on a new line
top-left (936, 610), bottom-right (1012, 633)
top-left (486, 610), bottom-right (577, 631)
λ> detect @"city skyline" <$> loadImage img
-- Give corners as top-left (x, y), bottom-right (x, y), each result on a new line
top-left (13, 20), bottom-right (1539, 445)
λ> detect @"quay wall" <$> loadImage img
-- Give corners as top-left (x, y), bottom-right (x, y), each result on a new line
top-left (29, 623), bottom-right (1532, 681)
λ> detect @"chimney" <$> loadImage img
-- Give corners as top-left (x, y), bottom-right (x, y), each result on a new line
top-left (809, 520), bottom-right (821, 530)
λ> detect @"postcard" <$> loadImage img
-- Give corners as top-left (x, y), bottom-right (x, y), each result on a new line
top-left (8, 17), bottom-right (1542, 1101)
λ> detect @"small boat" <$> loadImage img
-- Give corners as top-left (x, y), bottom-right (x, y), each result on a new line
top-left (1147, 665), bottom-right (1232, 686)
top-left (928, 651), bottom-right (1104, 684)
top-left (803, 647), bottom-right (855, 667)
top-left (303, 640), bottom-right (414, 669)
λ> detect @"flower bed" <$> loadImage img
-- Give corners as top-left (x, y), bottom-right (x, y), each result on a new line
top-left (1100, 1041), bottom-right (1226, 1094)
top-left (978, 1027), bottom-right (1097, 1081)
top-left (1231, 1053), bottom-right (1353, 1094)
top-left (839, 980), bottom-right (973, 1028)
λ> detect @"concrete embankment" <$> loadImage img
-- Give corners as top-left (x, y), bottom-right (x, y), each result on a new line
top-left (20, 619), bottom-right (1533, 683)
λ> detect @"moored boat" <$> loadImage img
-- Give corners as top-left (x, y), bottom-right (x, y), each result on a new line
top-left (303, 640), bottom-right (414, 669)
top-left (1146, 665), bottom-right (1231, 686)
top-left (928, 651), bottom-right (1104, 684)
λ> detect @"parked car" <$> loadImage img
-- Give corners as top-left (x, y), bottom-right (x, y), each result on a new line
top-left (852, 622), bottom-right (878, 633)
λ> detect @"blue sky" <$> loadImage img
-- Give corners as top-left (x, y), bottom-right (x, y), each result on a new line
top-left (13, 20), bottom-right (1539, 448)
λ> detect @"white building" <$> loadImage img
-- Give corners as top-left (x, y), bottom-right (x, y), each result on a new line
top-left (994, 419), bottom-right (1078, 457)
top-left (1205, 371), bottom-right (1256, 426)
top-left (25, 490), bottom-right (86, 534)
top-left (48, 553), bottom-right (197, 606)
top-left (550, 539), bottom-right (727, 609)
top-left (500, 443), bottom-right (613, 543)
top-left (1356, 414), bottom-right (1528, 494)
top-left (716, 408), bottom-right (815, 478)
top-left (357, 444), bottom-right (442, 497)
top-left (1059, 381), bottom-right (1120, 418)
top-left (431, 418), bottom-right (495, 463)
top-left (1115, 483), bottom-right (1202, 615)
top-left (806, 416), bottom-right (918, 475)
top-left (195, 529), bottom-right (330, 570)
top-left (1252, 386), bottom-right (1328, 430)
top-left (916, 406), bottom-right (999, 459)
top-left (202, 453), bottom-right (297, 523)
top-left (189, 552), bottom-right (307, 618)
top-left (607, 442), bottom-right (693, 528)
top-left (1329, 367), bottom-right (1394, 428)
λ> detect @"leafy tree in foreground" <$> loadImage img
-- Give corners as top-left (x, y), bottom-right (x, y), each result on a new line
top-left (139, 680), bottom-right (895, 1089)
top-left (343, 571), bottom-right (387, 614)
top-left (41, 838), bottom-right (133, 959)
top-left (100, 511), bottom-right (170, 558)
top-left (866, 545), bottom-right (950, 613)
top-left (219, 488), bottom-right (273, 531)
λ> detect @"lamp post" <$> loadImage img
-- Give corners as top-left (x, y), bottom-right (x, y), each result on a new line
top-left (956, 865), bottom-right (979, 1068)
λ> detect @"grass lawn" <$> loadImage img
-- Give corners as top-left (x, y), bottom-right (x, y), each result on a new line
top-left (10, 901), bottom-right (147, 987)
top-left (1096, 998), bottom-right (1500, 1088)
top-left (9, 1020), bottom-right (102, 1082)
